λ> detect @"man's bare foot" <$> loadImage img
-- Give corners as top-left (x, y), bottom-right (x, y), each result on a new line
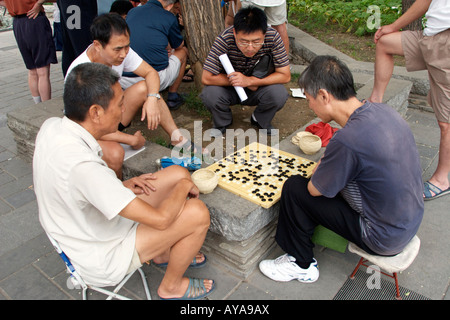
top-left (151, 251), bottom-right (206, 266)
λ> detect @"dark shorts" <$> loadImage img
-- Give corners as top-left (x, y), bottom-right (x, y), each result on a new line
top-left (13, 12), bottom-right (57, 70)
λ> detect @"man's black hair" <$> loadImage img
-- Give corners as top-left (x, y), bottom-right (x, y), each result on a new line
top-left (110, 0), bottom-right (134, 16)
top-left (298, 55), bottom-right (357, 101)
top-left (90, 13), bottom-right (130, 47)
top-left (64, 63), bottom-right (120, 122)
top-left (234, 6), bottom-right (267, 34)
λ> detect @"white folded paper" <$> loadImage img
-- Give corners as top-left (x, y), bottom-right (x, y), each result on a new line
top-left (219, 54), bottom-right (248, 102)
top-left (120, 144), bottom-right (146, 161)
top-left (290, 88), bottom-right (306, 98)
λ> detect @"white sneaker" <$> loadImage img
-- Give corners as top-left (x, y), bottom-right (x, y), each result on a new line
top-left (259, 254), bottom-right (319, 283)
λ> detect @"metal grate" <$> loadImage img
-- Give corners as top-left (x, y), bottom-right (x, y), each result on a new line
top-left (333, 270), bottom-right (430, 300)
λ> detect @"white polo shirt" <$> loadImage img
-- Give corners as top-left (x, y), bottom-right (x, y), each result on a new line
top-left (33, 117), bottom-right (137, 286)
top-left (65, 45), bottom-right (143, 81)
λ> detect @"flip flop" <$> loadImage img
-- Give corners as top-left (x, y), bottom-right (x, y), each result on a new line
top-left (159, 278), bottom-right (215, 300)
top-left (423, 181), bottom-right (450, 201)
top-left (154, 252), bottom-right (207, 268)
top-left (182, 73), bottom-right (194, 82)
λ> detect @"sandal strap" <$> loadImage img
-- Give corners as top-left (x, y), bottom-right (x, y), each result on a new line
top-left (184, 278), bottom-right (207, 299)
top-left (424, 181), bottom-right (442, 197)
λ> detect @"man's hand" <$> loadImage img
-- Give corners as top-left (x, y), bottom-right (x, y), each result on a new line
top-left (123, 173), bottom-right (157, 195)
top-left (131, 130), bottom-right (146, 150)
top-left (228, 72), bottom-right (255, 89)
top-left (27, 2), bottom-right (43, 19)
top-left (374, 24), bottom-right (398, 44)
top-left (141, 97), bottom-right (161, 130)
top-left (188, 185), bottom-right (200, 199)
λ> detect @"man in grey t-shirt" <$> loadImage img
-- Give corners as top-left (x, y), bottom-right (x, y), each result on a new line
top-left (259, 56), bottom-right (424, 284)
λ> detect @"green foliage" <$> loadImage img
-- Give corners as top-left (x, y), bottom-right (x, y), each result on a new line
top-left (287, 0), bottom-right (402, 36)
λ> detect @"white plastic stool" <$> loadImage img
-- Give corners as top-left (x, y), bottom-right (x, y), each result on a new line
top-left (348, 235), bottom-right (420, 300)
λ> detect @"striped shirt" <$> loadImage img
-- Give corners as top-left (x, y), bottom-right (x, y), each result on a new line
top-left (203, 26), bottom-right (289, 76)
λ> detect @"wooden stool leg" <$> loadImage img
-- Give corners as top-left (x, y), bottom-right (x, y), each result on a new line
top-left (350, 257), bottom-right (364, 279)
top-left (393, 273), bottom-right (402, 300)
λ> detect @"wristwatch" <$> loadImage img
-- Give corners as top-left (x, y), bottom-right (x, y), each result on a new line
top-left (147, 93), bottom-right (161, 99)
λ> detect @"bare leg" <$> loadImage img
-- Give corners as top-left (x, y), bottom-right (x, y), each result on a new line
top-left (272, 22), bottom-right (289, 55)
top-left (369, 32), bottom-right (404, 103)
top-left (28, 69), bottom-right (40, 98)
top-left (121, 80), bottom-right (187, 147)
top-left (98, 140), bottom-right (125, 179)
top-left (133, 166), bottom-right (213, 298)
top-left (428, 121), bottom-right (450, 192)
top-left (36, 65), bottom-right (52, 101)
top-left (168, 47), bottom-right (187, 95)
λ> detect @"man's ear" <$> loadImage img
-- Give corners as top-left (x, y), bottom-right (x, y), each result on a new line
top-left (317, 89), bottom-right (331, 105)
top-left (88, 104), bottom-right (104, 123)
top-left (92, 40), bottom-right (102, 52)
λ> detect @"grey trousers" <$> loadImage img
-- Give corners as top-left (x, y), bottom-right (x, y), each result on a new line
top-left (200, 84), bottom-right (289, 129)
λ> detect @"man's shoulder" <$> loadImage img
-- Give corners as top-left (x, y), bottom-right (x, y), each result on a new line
top-left (129, 1), bottom-right (177, 22)
top-left (65, 48), bottom-right (92, 80)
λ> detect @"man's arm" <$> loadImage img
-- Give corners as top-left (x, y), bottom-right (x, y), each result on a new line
top-left (202, 65), bottom-right (291, 90)
top-left (119, 178), bottom-right (197, 230)
top-left (100, 130), bottom-right (145, 150)
top-left (374, 0), bottom-right (431, 43)
top-left (132, 61), bottom-right (162, 130)
top-left (307, 159), bottom-right (323, 197)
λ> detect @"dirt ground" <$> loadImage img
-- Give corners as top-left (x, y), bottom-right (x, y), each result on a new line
top-left (124, 71), bottom-right (317, 156)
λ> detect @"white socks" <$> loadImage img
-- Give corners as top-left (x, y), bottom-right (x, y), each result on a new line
top-left (32, 96), bottom-right (42, 104)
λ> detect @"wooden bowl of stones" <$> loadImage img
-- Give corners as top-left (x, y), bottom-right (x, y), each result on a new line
top-left (299, 134), bottom-right (322, 155)
top-left (191, 169), bottom-right (219, 194)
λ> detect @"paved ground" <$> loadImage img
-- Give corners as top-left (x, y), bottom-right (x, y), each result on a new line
top-left (0, 26), bottom-right (449, 303)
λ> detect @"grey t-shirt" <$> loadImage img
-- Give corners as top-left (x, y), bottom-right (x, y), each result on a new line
top-left (312, 102), bottom-right (424, 255)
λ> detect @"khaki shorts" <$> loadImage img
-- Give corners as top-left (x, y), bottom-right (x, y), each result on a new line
top-left (126, 249), bottom-right (143, 275)
top-left (402, 29), bottom-right (450, 123)
top-left (118, 55), bottom-right (181, 91)
top-left (241, 1), bottom-right (287, 26)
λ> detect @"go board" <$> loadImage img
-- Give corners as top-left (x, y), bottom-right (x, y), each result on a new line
top-left (206, 142), bottom-right (316, 208)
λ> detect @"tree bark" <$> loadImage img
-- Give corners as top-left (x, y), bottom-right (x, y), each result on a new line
top-left (402, 0), bottom-right (423, 31)
top-left (180, 0), bottom-right (225, 90)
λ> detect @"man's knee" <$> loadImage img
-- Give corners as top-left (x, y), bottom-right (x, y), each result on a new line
top-left (163, 164), bottom-right (191, 181)
top-left (185, 198), bottom-right (211, 230)
top-left (200, 86), bottom-right (230, 109)
top-left (102, 143), bottom-right (125, 172)
top-left (258, 84), bottom-right (288, 110)
top-left (282, 175), bottom-right (309, 199)
top-left (173, 47), bottom-right (187, 64)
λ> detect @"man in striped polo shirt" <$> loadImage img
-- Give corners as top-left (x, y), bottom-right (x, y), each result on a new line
top-left (200, 6), bottom-right (290, 136)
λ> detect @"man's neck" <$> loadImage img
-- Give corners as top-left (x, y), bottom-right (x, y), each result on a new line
top-left (86, 45), bottom-right (111, 67)
top-left (332, 97), bottom-right (364, 128)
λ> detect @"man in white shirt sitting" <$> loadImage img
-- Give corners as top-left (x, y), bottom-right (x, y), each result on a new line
top-left (33, 62), bottom-right (215, 300)
top-left (66, 13), bottom-right (195, 179)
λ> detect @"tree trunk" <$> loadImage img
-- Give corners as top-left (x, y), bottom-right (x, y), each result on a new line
top-left (402, 0), bottom-right (423, 31)
top-left (180, 0), bottom-right (225, 90)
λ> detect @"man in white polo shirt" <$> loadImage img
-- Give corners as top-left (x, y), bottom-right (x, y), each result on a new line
top-left (66, 13), bottom-right (197, 179)
top-left (33, 62), bottom-right (215, 300)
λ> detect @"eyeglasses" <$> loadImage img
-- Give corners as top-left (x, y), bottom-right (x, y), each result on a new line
top-left (237, 41), bottom-right (264, 48)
